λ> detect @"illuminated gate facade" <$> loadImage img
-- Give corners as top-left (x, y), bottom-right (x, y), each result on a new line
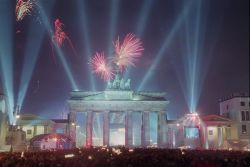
top-left (68, 90), bottom-right (169, 148)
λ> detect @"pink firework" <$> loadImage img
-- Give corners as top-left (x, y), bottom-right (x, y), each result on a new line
top-left (52, 19), bottom-right (67, 46)
top-left (113, 33), bottom-right (144, 71)
top-left (51, 19), bottom-right (77, 57)
top-left (89, 52), bottom-right (114, 81)
top-left (16, 0), bottom-right (34, 22)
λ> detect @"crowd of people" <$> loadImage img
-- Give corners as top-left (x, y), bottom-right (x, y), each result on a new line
top-left (0, 148), bottom-right (249, 167)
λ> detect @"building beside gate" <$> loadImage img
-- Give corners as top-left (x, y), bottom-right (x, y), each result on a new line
top-left (166, 114), bottom-right (238, 149)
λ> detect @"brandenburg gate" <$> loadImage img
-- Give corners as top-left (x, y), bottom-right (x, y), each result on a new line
top-left (68, 77), bottom-right (169, 148)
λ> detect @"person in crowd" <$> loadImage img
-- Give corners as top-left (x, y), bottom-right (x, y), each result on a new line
top-left (0, 148), bottom-right (249, 167)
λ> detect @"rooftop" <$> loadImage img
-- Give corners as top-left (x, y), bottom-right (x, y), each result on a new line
top-left (219, 92), bottom-right (249, 102)
top-left (51, 119), bottom-right (69, 123)
top-left (70, 90), bottom-right (167, 101)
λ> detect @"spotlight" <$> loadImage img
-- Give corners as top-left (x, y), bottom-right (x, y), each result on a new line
top-left (107, 0), bottom-right (120, 59)
top-left (77, 0), bottom-right (96, 91)
top-left (138, 1), bottom-right (194, 90)
top-left (38, 1), bottom-right (78, 91)
top-left (0, 0), bottom-right (15, 125)
top-left (124, 0), bottom-right (154, 79)
top-left (175, 0), bottom-right (211, 114)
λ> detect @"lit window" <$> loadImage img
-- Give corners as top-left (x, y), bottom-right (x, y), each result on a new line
top-left (208, 130), bottom-right (213, 135)
top-left (246, 111), bottom-right (250, 121)
top-left (242, 125), bottom-right (247, 134)
top-left (241, 111), bottom-right (245, 121)
top-left (27, 129), bottom-right (32, 135)
top-left (240, 102), bottom-right (245, 106)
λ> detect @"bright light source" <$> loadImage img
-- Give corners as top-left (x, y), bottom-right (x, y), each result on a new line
top-left (129, 149), bottom-right (134, 152)
top-left (16, 114), bottom-right (20, 119)
top-left (192, 112), bottom-right (198, 116)
top-left (71, 123), bottom-right (75, 126)
top-left (21, 151), bottom-right (24, 158)
top-left (177, 123), bottom-right (180, 127)
top-left (65, 154), bottom-right (74, 158)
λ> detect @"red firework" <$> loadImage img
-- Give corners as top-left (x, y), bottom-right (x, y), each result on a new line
top-left (89, 52), bottom-right (114, 81)
top-left (51, 19), bottom-right (77, 56)
top-left (113, 33), bottom-right (144, 72)
top-left (52, 19), bottom-right (67, 46)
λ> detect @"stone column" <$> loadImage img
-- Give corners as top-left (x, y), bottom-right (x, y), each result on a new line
top-left (218, 127), bottom-right (224, 148)
top-left (141, 111), bottom-right (150, 147)
top-left (86, 111), bottom-right (93, 147)
top-left (69, 111), bottom-right (76, 143)
top-left (203, 126), bottom-right (208, 149)
top-left (103, 111), bottom-right (110, 146)
top-left (34, 125), bottom-right (37, 136)
top-left (157, 111), bottom-right (165, 147)
top-left (125, 111), bottom-right (133, 147)
top-left (44, 125), bottom-right (48, 134)
top-left (173, 128), bottom-right (176, 148)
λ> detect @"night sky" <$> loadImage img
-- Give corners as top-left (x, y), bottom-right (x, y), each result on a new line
top-left (0, 0), bottom-right (249, 119)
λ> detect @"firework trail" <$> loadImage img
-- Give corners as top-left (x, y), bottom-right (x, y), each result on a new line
top-left (51, 19), bottom-right (78, 61)
top-left (52, 19), bottom-right (66, 46)
top-left (89, 52), bottom-right (114, 81)
top-left (16, 0), bottom-right (35, 22)
top-left (113, 33), bottom-right (144, 72)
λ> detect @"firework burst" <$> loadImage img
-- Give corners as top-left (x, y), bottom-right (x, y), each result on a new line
top-left (113, 33), bottom-right (144, 71)
top-left (51, 19), bottom-right (78, 60)
top-left (16, 0), bottom-right (35, 22)
top-left (89, 52), bottom-right (114, 81)
top-left (52, 19), bottom-right (67, 46)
